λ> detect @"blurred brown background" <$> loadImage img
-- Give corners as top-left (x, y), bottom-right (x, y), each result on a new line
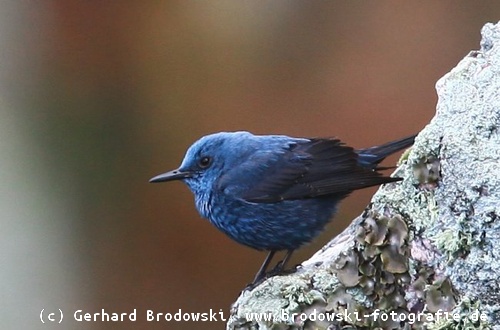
top-left (1, 2), bottom-right (499, 329)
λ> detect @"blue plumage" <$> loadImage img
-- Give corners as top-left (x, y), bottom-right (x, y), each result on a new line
top-left (151, 131), bottom-right (414, 282)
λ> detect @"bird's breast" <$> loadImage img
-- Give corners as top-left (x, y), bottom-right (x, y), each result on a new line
top-left (195, 192), bottom-right (243, 231)
top-left (197, 193), bottom-right (342, 251)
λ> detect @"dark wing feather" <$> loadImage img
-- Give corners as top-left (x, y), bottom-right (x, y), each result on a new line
top-left (221, 138), bottom-right (401, 203)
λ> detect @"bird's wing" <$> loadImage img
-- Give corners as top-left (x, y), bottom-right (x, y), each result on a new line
top-left (218, 138), bottom-right (399, 203)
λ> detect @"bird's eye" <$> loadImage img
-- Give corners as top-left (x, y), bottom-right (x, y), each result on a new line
top-left (198, 156), bottom-right (212, 168)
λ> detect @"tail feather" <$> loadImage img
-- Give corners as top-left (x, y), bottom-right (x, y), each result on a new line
top-left (357, 135), bottom-right (416, 168)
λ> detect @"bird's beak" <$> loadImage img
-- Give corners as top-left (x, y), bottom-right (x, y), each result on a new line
top-left (149, 169), bottom-right (192, 183)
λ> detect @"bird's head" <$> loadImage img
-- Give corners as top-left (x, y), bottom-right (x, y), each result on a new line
top-left (150, 131), bottom-right (258, 194)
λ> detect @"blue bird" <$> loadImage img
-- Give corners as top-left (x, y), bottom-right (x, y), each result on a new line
top-left (150, 131), bottom-right (415, 283)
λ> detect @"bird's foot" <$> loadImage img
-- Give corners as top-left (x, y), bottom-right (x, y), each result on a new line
top-left (244, 263), bottom-right (298, 291)
top-left (267, 262), bottom-right (297, 278)
top-left (245, 249), bottom-right (297, 291)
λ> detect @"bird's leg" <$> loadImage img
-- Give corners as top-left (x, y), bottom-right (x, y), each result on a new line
top-left (253, 250), bottom-right (276, 284)
top-left (270, 249), bottom-right (294, 273)
top-left (278, 249), bottom-right (294, 271)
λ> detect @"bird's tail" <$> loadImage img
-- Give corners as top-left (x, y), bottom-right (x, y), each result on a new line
top-left (357, 134), bottom-right (416, 168)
